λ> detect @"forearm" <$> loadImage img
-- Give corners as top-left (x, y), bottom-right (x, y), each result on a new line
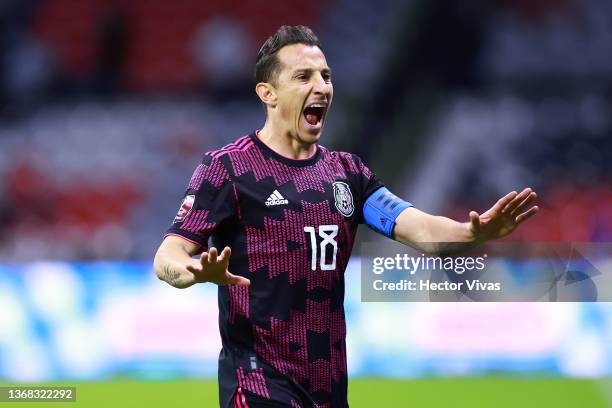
top-left (393, 208), bottom-right (475, 254)
top-left (153, 238), bottom-right (201, 289)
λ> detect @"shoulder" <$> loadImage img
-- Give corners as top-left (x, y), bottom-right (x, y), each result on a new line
top-left (323, 147), bottom-right (368, 175)
top-left (204, 135), bottom-right (255, 161)
top-left (188, 135), bottom-right (253, 188)
top-left (197, 134), bottom-right (257, 175)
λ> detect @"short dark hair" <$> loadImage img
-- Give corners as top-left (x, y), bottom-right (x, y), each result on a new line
top-left (255, 25), bottom-right (322, 85)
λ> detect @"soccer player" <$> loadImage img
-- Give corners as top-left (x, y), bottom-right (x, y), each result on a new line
top-left (153, 26), bottom-right (538, 408)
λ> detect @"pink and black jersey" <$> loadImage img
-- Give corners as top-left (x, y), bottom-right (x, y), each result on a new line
top-left (165, 132), bottom-right (384, 408)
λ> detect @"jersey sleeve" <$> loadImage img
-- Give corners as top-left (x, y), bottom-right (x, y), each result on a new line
top-left (339, 153), bottom-right (385, 224)
top-left (164, 154), bottom-right (236, 248)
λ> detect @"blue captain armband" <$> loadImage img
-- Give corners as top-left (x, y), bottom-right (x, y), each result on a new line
top-left (363, 187), bottom-right (413, 238)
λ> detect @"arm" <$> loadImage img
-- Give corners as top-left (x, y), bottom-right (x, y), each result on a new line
top-left (393, 188), bottom-right (539, 254)
top-left (393, 207), bottom-right (472, 254)
top-left (153, 235), bottom-right (250, 289)
top-left (153, 235), bottom-right (202, 288)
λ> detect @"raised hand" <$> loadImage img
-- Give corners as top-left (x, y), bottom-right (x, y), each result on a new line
top-left (469, 187), bottom-right (539, 242)
top-left (186, 246), bottom-right (250, 287)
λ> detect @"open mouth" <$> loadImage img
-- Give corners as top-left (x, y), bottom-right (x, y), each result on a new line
top-left (303, 103), bottom-right (326, 126)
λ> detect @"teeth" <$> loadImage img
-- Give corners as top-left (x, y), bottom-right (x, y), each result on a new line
top-left (308, 103), bottom-right (326, 108)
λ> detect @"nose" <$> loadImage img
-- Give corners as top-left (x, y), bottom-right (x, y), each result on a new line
top-left (312, 72), bottom-right (331, 95)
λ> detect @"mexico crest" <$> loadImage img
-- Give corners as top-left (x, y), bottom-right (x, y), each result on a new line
top-left (333, 181), bottom-right (354, 217)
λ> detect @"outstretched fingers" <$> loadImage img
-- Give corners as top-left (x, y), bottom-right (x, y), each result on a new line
top-left (185, 246), bottom-right (246, 286)
top-left (502, 188), bottom-right (532, 214)
top-left (218, 247), bottom-right (247, 286)
top-left (515, 205), bottom-right (539, 224)
top-left (491, 191), bottom-right (518, 214)
top-left (218, 246), bottom-right (232, 263)
top-left (510, 191), bottom-right (538, 216)
top-left (208, 247), bottom-right (218, 264)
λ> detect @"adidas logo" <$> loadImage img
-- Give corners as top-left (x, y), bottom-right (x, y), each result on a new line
top-left (265, 190), bottom-right (289, 207)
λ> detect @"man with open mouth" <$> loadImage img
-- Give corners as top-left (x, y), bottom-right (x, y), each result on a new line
top-left (154, 25), bottom-right (539, 408)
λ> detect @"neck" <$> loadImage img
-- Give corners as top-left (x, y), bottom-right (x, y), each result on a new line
top-left (258, 121), bottom-right (317, 160)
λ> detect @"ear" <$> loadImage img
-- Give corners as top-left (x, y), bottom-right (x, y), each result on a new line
top-left (255, 82), bottom-right (277, 108)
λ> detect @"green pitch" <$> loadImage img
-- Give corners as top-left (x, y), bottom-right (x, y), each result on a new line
top-left (2, 377), bottom-right (610, 407)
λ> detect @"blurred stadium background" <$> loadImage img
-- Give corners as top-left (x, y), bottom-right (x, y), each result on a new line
top-left (0, 0), bottom-right (611, 406)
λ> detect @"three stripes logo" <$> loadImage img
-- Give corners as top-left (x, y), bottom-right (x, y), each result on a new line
top-left (265, 190), bottom-right (288, 207)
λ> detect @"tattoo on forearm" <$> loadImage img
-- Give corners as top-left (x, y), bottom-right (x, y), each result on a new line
top-left (162, 264), bottom-right (182, 286)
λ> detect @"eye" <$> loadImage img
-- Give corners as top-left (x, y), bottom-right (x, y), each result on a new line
top-left (323, 73), bottom-right (332, 82)
top-left (296, 73), bottom-right (308, 81)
